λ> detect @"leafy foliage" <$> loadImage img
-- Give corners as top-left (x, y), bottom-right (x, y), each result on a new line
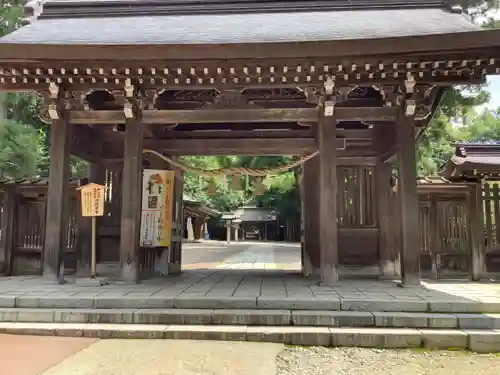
top-left (0, 119), bottom-right (41, 178)
top-left (0, 0), bottom-right (88, 178)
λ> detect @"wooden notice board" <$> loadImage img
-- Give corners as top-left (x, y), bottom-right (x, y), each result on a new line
top-left (78, 183), bottom-right (106, 217)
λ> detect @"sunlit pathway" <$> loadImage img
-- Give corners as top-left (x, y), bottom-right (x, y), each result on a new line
top-left (182, 241), bottom-right (301, 271)
top-left (216, 243), bottom-right (301, 271)
top-left (39, 339), bottom-right (282, 375)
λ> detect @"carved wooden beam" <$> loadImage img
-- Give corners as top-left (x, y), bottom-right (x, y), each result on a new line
top-left (143, 138), bottom-right (344, 156)
top-left (153, 128), bottom-right (371, 140)
top-left (154, 129), bottom-right (313, 139)
top-left (337, 156), bottom-right (377, 166)
top-left (68, 107), bottom-right (397, 124)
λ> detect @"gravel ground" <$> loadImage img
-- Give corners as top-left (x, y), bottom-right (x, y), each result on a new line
top-left (276, 346), bottom-right (500, 375)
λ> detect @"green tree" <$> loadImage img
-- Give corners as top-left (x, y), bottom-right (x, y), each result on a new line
top-left (0, 119), bottom-right (41, 178)
top-left (417, 0), bottom-right (499, 175)
top-left (0, 0), bottom-right (89, 178)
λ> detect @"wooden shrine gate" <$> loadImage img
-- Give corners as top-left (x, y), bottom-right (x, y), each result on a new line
top-left (2, 1), bottom-right (500, 285)
top-left (0, 175), bottom-right (497, 280)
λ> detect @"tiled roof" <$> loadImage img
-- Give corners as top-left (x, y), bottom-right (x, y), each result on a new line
top-left (1, 7), bottom-right (478, 45)
top-left (442, 144), bottom-right (500, 178)
top-left (40, 0), bottom-right (449, 17)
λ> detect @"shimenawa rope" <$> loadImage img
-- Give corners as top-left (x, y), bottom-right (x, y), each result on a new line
top-left (142, 149), bottom-right (319, 177)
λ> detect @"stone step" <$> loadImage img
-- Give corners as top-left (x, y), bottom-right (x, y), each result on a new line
top-left (0, 322), bottom-right (499, 353)
top-left (1, 308), bottom-right (500, 330)
top-left (2, 294), bottom-right (500, 313)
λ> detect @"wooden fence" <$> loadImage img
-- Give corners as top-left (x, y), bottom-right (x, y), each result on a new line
top-left (484, 182), bottom-right (500, 272)
top-left (419, 193), bottom-right (472, 277)
top-left (0, 176), bottom-right (499, 278)
top-left (0, 182), bottom-right (79, 275)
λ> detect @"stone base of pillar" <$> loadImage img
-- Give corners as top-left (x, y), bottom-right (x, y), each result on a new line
top-left (302, 252), bottom-right (312, 276)
top-left (318, 265), bottom-right (339, 286)
top-left (74, 267), bottom-right (92, 278)
top-left (471, 253), bottom-right (486, 281)
top-left (378, 258), bottom-right (401, 280)
top-left (119, 261), bottom-right (138, 283)
top-left (154, 249), bottom-right (170, 276)
top-left (168, 263), bottom-right (182, 275)
top-left (302, 253), bottom-right (321, 278)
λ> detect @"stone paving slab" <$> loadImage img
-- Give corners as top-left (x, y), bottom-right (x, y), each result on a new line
top-left (3, 308), bottom-right (500, 330)
top-left (2, 322), bottom-right (500, 353)
top-left (1, 271), bottom-right (500, 312)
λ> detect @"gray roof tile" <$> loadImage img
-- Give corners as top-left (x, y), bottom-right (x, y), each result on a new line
top-left (1, 8), bottom-right (478, 45)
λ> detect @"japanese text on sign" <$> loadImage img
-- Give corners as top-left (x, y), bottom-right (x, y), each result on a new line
top-left (78, 183), bottom-right (106, 217)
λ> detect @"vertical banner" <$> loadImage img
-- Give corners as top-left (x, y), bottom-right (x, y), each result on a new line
top-left (161, 170), bottom-right (175, 248)
top-left (140, 169), bottom-right (175, 248)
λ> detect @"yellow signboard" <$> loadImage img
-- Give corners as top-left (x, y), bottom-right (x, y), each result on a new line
top-left (161, 171), bottom-right (175, 248)
top-left (140, 169), bottom-right (175, 248)
top-left (77, 183), bottom-right (106, 217)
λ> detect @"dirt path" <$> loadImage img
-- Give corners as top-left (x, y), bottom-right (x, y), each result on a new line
top-left (277, 347), bottom-right (500, 375)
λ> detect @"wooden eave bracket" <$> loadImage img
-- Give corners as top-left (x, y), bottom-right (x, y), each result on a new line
top-left (46, 81), bottom-right (71, 120)
top-left (404, 74), bottom-right (417, 117)
top-left (323, 77), bottom-right (336, 117)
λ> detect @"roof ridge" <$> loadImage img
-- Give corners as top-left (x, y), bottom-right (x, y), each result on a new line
top-left (38, 0), bottom-right (450, 19)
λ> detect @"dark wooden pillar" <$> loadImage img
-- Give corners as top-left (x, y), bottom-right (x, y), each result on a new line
top-left (0, 187), bottom-right (15, 275)
top-left (397, 113), bottom-right (421, 286)
top-left (429, 196), bottom-right (440, 279)
top-left (376, 159), bottom-right (396, 277)
top-left (169, 163), bottom-right (184, 275)
top-left (318, 103), bottom-right (339, 285)
top-left (43, 89), bottom-right (72, 281)
top-left (119, 92), bottom-right (144, 283)
top-left (302, 156), bottom-right (321, 277)
top-left (470, 182), bottom-right (485, 280)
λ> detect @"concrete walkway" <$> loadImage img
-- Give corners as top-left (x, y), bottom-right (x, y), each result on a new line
top-left (0, 336), bottom-right (281, 375)
top-left (182, 241), bottom-right (301, 270)
top-left (0, 334), bottom-right (97, 375)
top-left (42, 340), bottom-right (282, 375)
top-left (216, 243), bottom-right (301, 270)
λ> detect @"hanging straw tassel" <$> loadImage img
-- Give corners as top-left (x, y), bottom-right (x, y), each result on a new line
top-left (207, 178), bottom-right (217, 196)
top-left (254, 177), bottom-right (267, 196)
top-left (231, 175), bottom-right (243, 191)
